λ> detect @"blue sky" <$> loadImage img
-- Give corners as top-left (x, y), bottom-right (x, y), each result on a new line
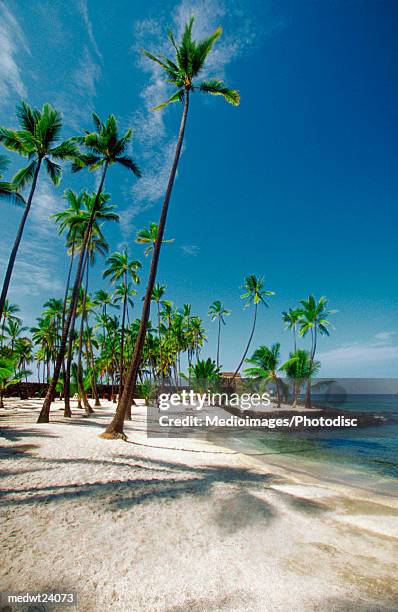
top-left (0, 0), bottom-right (397, 376)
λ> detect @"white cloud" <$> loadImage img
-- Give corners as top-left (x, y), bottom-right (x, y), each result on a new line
top-left (1, 179), bottom-right (65, 298)
top-left (318, 332), bottom-right (398, 372)
top-left (181, 244), bottom-right (200, 256)
top-left (75, 0), bottom-right (103, 60)
top-left (0, 5), bottom-right (29, 105)
top-left (56, 45), bottom-right (101, 129)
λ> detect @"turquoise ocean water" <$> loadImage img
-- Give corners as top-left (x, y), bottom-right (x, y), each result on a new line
top-left (219, 394), bottom-right (398, 494)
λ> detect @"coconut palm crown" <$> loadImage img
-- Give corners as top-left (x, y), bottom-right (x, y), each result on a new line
top-left (0, 101), bottom-right (78, 188)
top-left (143, 17), bottom-right (240, 111)
top-left (71, 113), bottom-right (141, 177)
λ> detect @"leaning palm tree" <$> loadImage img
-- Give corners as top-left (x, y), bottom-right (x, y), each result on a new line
top-left (103, 17), bottom-right (239, 439)
top-left (208, 300), bottom-right (231, 368)
top-left (135, 222), bottom-right (174, 257)
top-left (244, 343), bottom-right (282, 406)
top-left (38, 113), bottom-right (140, 423)
top-left (298, 294), bottom-right (335, 407)
top-left (232, 275), bottom-right (274, 379)
top-left (0, 102), bottom-right (78, 321)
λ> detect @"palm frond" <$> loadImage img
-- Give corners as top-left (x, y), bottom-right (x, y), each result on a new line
top-left (115, 156), bottom-right (142, 177)
top-left (71, 154), bottom-right (102, 173)
top-left (12, 160), bottom-right (38, 189)
top-left (0, 127), bottom-right (27, 154)
top-left (0, 182), bottom-right (26, 207)
top-left (48, 139), bottom-right (79, 160)
top-left (44, 158), bottom-right (62, 186)
top-left (200, 80), bottom-right (240, 105)
top-left (15, 101), bottom-right (40, 133)
top-left (151, 89), bottom-right (184, 111)
top-left (0, 154), bottom-right (9, 177)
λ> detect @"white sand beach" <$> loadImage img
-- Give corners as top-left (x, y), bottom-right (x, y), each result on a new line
top-left (1, 399), bottom-right (398, 611)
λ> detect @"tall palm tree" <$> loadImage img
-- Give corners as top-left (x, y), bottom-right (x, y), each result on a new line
top-left (244, 343), bottom-right (282, 407)
top-left (135, 222), bottom-right (174, 257)
top-left (0, 154), bottom-right (25, 206)
top-left (299, 294), bottom-right (334, 407)
top-left (233, 275), bottom-right (274, 379)
top-left (282, 307), bottom-right (302, 352)
top-left (103, 249), bottom-right (141, 402)
top-left (208, 300), bottom-right (231, 368)
top-left (103, 17), bottom-right (239, 438)
top-left (0, 101), bottom-right (78, 321)
top-left (39, 114), bottom-right (140, 422)
top-left (57, 193), bottom-right (118, 416)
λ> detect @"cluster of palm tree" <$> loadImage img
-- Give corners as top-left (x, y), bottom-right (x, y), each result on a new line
top-left (243, 294), bottom-right (335, 408)
top-left (0, 17), bottom-right (240, 438)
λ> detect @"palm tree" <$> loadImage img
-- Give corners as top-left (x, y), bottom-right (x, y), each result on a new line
top-left (280, 349), bottom-right (321, 407)
top-left (103, 249), bottom-right (141, 402)
top-left (233, 275), bottom-right (274, 379)
top-left (186, 358), bottom-right (220, 394)
top-left (0, 102), bottom-right (78, 321)
top-left (5, 318), bottom-right (27, 351)
top-left (135, 222), bottom-right (174, 257)
top-left (0, 154), bottom-right (25, 206)
top-left (244, 343), bottom-right (282, 406)
top-left (208, 300), bottom-right (230, 368)
top-left (57, 192), bottom-right (118, 416)
top-left (14, 337), bottom-right (33, 385)
top-left (299, 295), bottom-right (335, 407)
top-left (0, 299), bottom-right (20, 348)
top-left (39, 114), bottom-right (140, 422)
top-left (282, 307), bottom-right (302, 352)
top-left (103, 17), bottom-right (239, 439)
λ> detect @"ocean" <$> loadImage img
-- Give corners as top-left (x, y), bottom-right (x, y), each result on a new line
top-left (218, 394), bottom-right (398, 495)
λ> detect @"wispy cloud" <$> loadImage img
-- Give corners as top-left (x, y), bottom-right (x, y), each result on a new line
top-left (181, 244), bottom-right (200, 256)
top-left (56, 45), bottom-right (101, 130)
top-left (0, 179), bottom-right (65, 299)
top-left (0, 4), bottom-right (29, 106)
top-left (75, 0), bottom-right (103, 60)
top-left (318, 332), bottom-right (398, 372)
top-left (122, 0), bottom-right (279, 239)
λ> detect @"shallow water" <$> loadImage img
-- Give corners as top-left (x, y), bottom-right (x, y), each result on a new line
top-left (217, 394), bottom-right (398, 496)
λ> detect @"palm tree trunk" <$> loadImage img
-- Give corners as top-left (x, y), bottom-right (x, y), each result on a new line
top-left (60, 245), bottom-right (75, 409)
top-left (305, 328), bottom-right (317, 408)
top-left (0, 159), bottom-right (42, 321)
top-left (102, 91), bottom-right (190, 439)
top-left (77, 259), bottom-right (93, 415)
top-left (216, 318), bottom-right (221, 368)
top-left (232, 303), bottom-right (258, 379)
top-left (87, 334), bottom-right (101, 407)
top-left (63, 289), bottom-right (79, 417)
top-left (117, 275), bottom-right (127, 404)
top-left (38, 162), bottom-right (109, 423)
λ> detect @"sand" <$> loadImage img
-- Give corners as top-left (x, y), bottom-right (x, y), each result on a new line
top-left (1, 398), bottom-right (398, 611)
